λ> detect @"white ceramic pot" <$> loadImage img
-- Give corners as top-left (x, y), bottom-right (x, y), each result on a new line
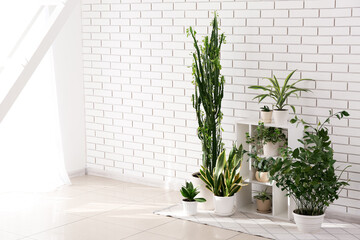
top-left (255, 171), bottom-right (270, 183)
top-left (214, 195), bottom-right (236, 216)
top-left (293, 211), bottom-right (325, 233)
top-left (182, 200), bottom-right (198, 216)
top-left (263, 142), bottom-right (280, 157)
top-left (261, 111), bottom-right (273, 123)
top-left (273, 109), bottom-right (289, 125)
top-left (192, 173), bottom-right (214, 210)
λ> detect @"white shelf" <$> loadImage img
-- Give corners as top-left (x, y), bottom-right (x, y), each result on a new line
top-left (235, 118), bottom-right (303, 220)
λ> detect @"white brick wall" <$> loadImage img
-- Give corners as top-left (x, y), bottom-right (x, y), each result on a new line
top-left (82, 0), bottom-right (360, 215)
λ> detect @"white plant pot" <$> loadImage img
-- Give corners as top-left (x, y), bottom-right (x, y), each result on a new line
top-left (182, 200), bottom-right (198, 216)
top-left (255, 171), bottom-right (270, 183)
top-left (261, 111), bottom-right (273, 123)
top-left (293, 211), bottom-right (325, 233)
top-left (192, 173), bottom-right (214, 210)
top-left (263, 142), bottom-right (280, 157)
top-left (273, 109), bottom-right (289, 125)
top-left (214, 195), bottom-right (236, 216)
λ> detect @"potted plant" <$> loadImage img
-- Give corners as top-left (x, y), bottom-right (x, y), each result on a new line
top-left (200, 144), bottom-right (246, 216)
top-left (270, 110), bottom-right (350, 233)
top-left (254, 188), bottom-right (272, 213)
top-left (260, 105), bottom-right (272, 123)
top-left (249, 70), bottom-right (312, 125)
top-left (188, 13), bottom-right (226, 210)
top-left (246, 122), bottom-right (287, 157)
top-left (180, 181), bottom-right (206, 216)
top-left (250, 155), bottom-right (275, 183)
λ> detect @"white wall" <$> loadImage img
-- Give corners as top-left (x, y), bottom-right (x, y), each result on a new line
top-left (53, 3), bottom-right (86, 176)
top-left (81, 0), bottom-right (360, 215)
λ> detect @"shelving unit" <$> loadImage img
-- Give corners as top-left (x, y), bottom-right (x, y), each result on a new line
top-left (235, 118), bottom-right (303, 220)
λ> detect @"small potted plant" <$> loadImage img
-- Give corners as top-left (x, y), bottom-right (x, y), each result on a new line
top-left (254, 188), bottom-right (272, 213)
top-left (249, 70), bottom-right (312, 125)
top-left (260, 105), bottom-right (272, 123)
top-left (270, 110), bottom-right (350, 233)
top-left (250, 155), bottom-right (274, 183)
top-left (246, 122), bottom-right (287, 157)
top-left (180, 181), bottom-right (206, 216)
top-left (200, 144), bottom-right (246, 216)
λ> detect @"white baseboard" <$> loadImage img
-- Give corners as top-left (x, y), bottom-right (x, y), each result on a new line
top-left (86, 167), bottom-right (183, 191)
top-left (67, 168), bottom-right (86, 178)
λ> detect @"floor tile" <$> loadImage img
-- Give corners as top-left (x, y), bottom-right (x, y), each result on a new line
top-left (123, 231), bottom-right (178, 240)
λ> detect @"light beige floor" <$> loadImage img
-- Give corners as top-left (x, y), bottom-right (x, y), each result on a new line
top-left (0, 175), bottom-right (265, 240)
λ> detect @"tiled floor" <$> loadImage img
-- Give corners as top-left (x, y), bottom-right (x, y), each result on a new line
top-left (0, 175), bottom-right (266, 240)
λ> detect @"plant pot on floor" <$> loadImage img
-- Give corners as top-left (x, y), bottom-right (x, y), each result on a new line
top-left (273, 109), bottom-right (288, 125)
top-left (192, 172), bottom-right (213, 210)
top-left (213, 195), bottom-right (236, 216)
top-left (293, 210), bottom-right (325, 233)
top-left (182, 200), bottom-right (198, 216)
top-left (256, 199), bottom-right (271, 213)
top-left (255, 171), bottom-right (270, 183)
top-left (263, 142), bottom-right (280, 157)
top-left (261, 110), bottom-right (273, 123)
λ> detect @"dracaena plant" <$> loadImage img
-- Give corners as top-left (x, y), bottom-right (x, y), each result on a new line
top-left (270, 110), bottom-right (350, 216)
top-left (199, 144), bottom-right (246, 197)
top-left (180, 181), bottom-right (206, 202)
top-left (187, 12), bottom-right (225, 173)
top-left (249, 70), bottom-right (312, 112)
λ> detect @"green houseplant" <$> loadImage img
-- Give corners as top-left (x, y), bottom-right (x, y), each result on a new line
top-left (246, 122), bottom-right (287, 157)
top-left (249, 154), bottom-right (275, 183)
top-left (260, 105), bottom-right (272, 123)
top-left (180, 181), bottom-right (206, 216)
top-left (249, 70), bottom-right (312, 125)
top-left (254, 188), bottom-right (272, 213)
top-left (188, 13), bottom-right (226, 210)
top-left (270, 110), bottom-right (350, 233)
top-left (200, 144), bottom-right (246, 216)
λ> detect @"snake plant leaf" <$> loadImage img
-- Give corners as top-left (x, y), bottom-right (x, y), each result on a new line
top-left (214, 151), bottom-right (226, 179)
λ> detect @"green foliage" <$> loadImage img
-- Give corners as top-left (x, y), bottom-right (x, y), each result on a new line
top-left (260, 105), bottom-right (271, 112)
top-left (246, 122), bottom-right (287, 152)
top-left (180, 181), bottom-right (206, 202)
top-left (199, 144), bottom-right (246, 197)
top-left (270, 110), bottom-right (350, 216)
top-left (249, 70), bottom-right (312, 112)
top-left (250, 154), bottom-right (275, 172)
top-left (187, 13), bottom-right (225, 173)
top-left (254, 188), bottom-right (272, 202)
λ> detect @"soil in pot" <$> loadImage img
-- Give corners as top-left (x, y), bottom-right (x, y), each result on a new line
top-left (255, 171), bottom-right (270, 183)
top-left (256, 199), bottom-right (271, 214)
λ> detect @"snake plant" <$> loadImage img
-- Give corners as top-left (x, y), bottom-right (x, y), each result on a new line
top-left (187, 13), bottom-right (225, 173)
top-left (199, 144), bottom-right (246, 197)
top-left (249, 70), bottom-right (312, 112)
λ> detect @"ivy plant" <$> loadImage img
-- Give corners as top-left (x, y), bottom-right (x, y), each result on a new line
top-left (270, 110), bottom-right (350, 216)
top-left (187, 13), bottom-right (225, 173)
top-left (249, 154), bottom-right (275, 172)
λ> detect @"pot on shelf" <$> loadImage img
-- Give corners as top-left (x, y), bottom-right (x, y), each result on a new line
top-left (261, 110), bottom-right (273, 123)
top-left (263, 142), bottom-right (280, 157)
top-left (256, 199), bottom-right (271, 213)
top-left (273, 109), bottom-right (288, 125)
top-left (213, 195), bottom-right (236, 216)
top-left (255, 171), bottom-right (270, 183)
top-left (182, 200), bottom-right (198, 216)
top-left (192, 172), bottom-right (213, 210)
top-left (293, 210), bottom-right (325, 233)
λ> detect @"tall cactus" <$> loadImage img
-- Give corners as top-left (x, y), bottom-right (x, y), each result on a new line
top-left (187, 13), bottom-right (225, 173)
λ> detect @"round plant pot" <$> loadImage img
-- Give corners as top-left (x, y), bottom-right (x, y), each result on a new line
top-left (182, 200), bottom-right (198, 216)
top-left (263, 142), bottom-right (280, 157)
top-left (293, 210), bottom-right (325, 233)
top-left (213, 195), bottom-right (236, 216)
top-left (273, 109), bottom-right (289, 125)
top-left (192, 172), bottom-right (213, 210)
top-left (256, 199), bottom-right (271, 213)
top-left (255, 171), bottom-right (270, 183)
top-left (261, 111), bottom-right (273, 123)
